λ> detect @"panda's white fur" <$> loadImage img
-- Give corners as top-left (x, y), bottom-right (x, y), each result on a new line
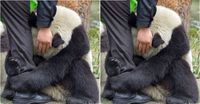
top-left (100, 22), bottom-right (105, 35)
top-left (82, 50), bottom-right (93, 72)
top-left (132, 6), bottom-right (193, 101)
top-left (182, 50), bottom-right (193, 71)
top-left (0, 21), bottom-right (5, 35)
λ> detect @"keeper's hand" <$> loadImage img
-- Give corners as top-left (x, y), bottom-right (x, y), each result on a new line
top-left (36, 28), bottom-right (53, 54)
top-left (136, 28), bottom-right (152, 55)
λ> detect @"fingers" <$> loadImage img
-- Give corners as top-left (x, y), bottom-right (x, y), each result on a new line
top-left (42, 43), bottom-right (47, 54)
top-left (141, 44), bottom-right (147, 55)
top-left (138, 42), bottom-right (143, 55)
top-left (37, 41), bottom-right (43, 54)
top-left (37, 41), bottom-right (51, 55)
top-left (43, 43), bottom-right (51, 54)
top-left (137, 41), bottom-right (151, 55)
top-left (146, 43), bottom-right (151, 53)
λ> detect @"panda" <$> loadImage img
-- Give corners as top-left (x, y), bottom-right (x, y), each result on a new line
top-left (104, 6), bottom-right (198, 104)
top-left (31, 6), bottom-right (93, 72)
top-left (130, 6), bottom-right (197, 103)
top-left (3, 6), bottom-right (98, 103)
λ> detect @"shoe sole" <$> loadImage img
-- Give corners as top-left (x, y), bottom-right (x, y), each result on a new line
top-left (113, 97), bottom-right (151, 104)
top-left (13, 98), bottom-right (51, 104)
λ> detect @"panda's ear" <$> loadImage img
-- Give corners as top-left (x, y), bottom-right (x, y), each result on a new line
top-left (152, 33), bottom-right (164, 48)
top-left (52, 33), bottom-right (65, 48)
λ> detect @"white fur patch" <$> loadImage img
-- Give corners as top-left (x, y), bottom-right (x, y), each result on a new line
top-left (0, 21), bottom-right (5, 36)
top-left (142, 85), bottom-right (169, 101)
top-left (42, 85), bottom-right (70, 101)
top-left (100, 22), bottom-right (105, 36)
top-left (182, 50), bottom-right (193, 71)
top-left (133, 6), bottom-right (182, 59)
top-left (32, 6), bottom-right (82, 59)
top-left (82, 50), bottom-right (93, 72)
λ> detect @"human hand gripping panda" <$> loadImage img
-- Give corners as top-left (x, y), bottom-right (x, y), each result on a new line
top-left (109, 6), bottom-right (198, 104)
top-left (7, 6), bottom-right (99, 103)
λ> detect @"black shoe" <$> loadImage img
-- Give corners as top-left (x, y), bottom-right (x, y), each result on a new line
top-left (13, 92), bottom-right (52, 104)
top-left (113, 92), bottom-right (152, 104)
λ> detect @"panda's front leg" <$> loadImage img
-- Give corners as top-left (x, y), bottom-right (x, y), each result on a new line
top-left (109, 51), bottom-right (175, 93)
top-left (10, 56), bottom-right (73, 92)
top-left (9, 49), bottom-right (77, 91)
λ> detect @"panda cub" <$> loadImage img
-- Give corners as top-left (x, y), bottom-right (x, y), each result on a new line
top-left (9, 6), bottom-right (99, 103)
top-left (109, 6), bottom-right (198, 104)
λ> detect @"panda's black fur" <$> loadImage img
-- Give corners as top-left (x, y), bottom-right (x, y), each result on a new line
top-left (104, 6), bottom-right (198, 104)
top-left (7, 6), bottom-right (99, 103)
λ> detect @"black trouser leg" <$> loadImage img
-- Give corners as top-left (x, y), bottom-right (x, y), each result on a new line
top-left (1, 1), bottom-right (35, 76)
top-left (101, 1), bottom-right (135, 73)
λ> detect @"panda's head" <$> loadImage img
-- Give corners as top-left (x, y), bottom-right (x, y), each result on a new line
top-left (150, 6), bottom-right (182, 48)
top-left (50, 6), bottom-right (82, 48)
top-left (32, 6), bottom-right (82, 59)
top-left (132, 6), bottom-right (182, 59)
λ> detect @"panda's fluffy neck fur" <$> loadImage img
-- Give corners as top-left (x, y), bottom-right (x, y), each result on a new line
top-left (32, 6), bottom-right (82, 59)
top-left (133, 6), bottom-right (182, 59)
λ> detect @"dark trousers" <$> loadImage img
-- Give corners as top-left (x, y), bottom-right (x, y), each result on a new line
top-left (101, 1), bottom-right (136, 70)
top-left (1, 1), bottom-right (35, 75)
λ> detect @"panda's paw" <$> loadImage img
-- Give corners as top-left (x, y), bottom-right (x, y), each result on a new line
top-left (9, 73), bottom-right (31, 91)
top-left (166, 96), bottom-right (194, 104)
top-left (110, 72), bottom-right (130, 92)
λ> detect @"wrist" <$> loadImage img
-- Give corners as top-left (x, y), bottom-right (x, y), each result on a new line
top-left (38, 28), bottom-right (51, 31)
top-left (138, 27), bottom-right (150, 31)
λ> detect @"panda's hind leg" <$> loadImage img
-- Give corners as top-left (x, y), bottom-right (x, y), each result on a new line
top-left (66, 59), bottom-right (99, 103)
top-left (166, 59), bottom-right (198, 104)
